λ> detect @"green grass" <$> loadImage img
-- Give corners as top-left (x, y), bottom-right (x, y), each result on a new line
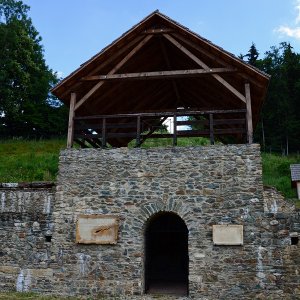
top-left (130, 136), bottom-right (210, 148)
top-left (0, 292), bottom-right (122, 299)
top-left (0, 139), bottom-right (66, 182)
top-left (0, 292), bottom-right (81, 299)
top-left (261, 152), bottom-right (299, 199)
top-left (0, 139), bottom-right (299, 200)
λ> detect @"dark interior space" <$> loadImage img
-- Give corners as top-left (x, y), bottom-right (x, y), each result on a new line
top-left (291, 236), bottom-right (299, 245)
top-left (145, 212), bottom-right (189, 296)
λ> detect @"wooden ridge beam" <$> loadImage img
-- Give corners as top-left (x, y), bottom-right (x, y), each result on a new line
top-left (143, 28), bottom-right (173, 34)
top-left (74, 34), bottom-right (153, 111)
top-left (163, 34), bottom-right (246, 103)
top-left (81, 68), bottom-right (237, 81)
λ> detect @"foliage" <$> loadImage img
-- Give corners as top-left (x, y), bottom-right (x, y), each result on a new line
top-left (242, 42), bottom-right (300, 154)
top-left (0, 0), bottom-right (68, 139)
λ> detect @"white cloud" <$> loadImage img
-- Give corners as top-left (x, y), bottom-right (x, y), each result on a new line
top-left (295, 0), bottom-right (300, 24)
top-left (276, 25), bottom-right (300, 39)
top-left (275, 0), bottom-right (300, 40)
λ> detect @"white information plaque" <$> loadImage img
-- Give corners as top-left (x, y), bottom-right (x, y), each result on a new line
top-left (213, 224), bottom-right (243, 245)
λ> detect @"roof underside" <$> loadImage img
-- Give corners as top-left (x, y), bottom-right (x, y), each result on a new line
top-left (52, 11), bottom-right (270, 147)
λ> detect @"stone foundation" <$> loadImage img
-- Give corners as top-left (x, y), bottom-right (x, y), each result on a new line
top-left (0, 145), bottom-right (300, 299)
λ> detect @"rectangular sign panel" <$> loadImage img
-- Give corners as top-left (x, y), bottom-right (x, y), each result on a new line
top-left (76, 215), bottom-right (118, 244)
top-left (213, 224), bottom-right (243, 245)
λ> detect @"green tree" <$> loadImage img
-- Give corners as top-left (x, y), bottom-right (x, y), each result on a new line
top-left (247, 42), bottom-right (300, 153)
top-left (0, 0), bottom-right (67, 138)
top-left (245, 42), bottom-right (259, 66)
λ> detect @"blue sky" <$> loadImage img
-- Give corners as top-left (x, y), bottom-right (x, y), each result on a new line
top-left (23, 0), bottom-right (300, 78)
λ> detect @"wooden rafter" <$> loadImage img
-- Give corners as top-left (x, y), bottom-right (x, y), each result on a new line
top-left (171, 32), bottom-right (268, 89)
top-left (74, 34), bottom-right (154, 111)
top-left (163, 34), bottom-right (246, 103)
top-left (81, 68), bottom-right (237, 81)
top-left (58, 35), bottom-right (146, 99)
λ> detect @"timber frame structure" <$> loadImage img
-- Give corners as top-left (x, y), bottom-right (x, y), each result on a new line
top-left (51, 11), bottom-right (270, 148)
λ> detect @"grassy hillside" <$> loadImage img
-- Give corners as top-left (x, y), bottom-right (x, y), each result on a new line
top-left (0, 139), bottom-right (299, 199)
top-left (0, 139), bottom-right (65, 182)
top-left (262, 152), bottom-right (299, 198)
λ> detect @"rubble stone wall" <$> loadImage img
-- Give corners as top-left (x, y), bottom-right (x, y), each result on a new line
top-left (0, 145), bottom-right (299, 299)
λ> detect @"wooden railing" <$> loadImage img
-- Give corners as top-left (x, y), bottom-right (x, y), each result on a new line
top-left (73, 109), bottom-right (247, 148)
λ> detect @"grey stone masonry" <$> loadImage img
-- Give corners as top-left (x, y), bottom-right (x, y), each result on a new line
top-left (0, 145), bottom-right (300, 299)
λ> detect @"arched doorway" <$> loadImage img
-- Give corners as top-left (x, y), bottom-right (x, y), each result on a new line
top-left (144, 212), bottom-right (188, 296)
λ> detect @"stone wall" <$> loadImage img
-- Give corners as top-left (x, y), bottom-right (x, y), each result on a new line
top-left (0, 182), bottom-right (55, 292)
top-left (0, 145), bottom-right (299, 299)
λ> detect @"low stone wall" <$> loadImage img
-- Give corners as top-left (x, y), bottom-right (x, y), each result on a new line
top-left (0, 145), bottom-right (299, 299)
top-left (0, 182), bottom-right (55, 292)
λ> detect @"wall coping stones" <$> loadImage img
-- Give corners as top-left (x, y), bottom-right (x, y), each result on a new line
top-left (0, 182), bottom-right (55, 189)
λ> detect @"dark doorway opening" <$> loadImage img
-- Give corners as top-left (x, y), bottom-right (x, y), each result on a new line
top-left (144, 212), bottom-right (188, 296)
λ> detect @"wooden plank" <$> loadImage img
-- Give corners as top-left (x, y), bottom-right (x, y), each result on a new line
top-left (75, 122), bottom-right (138, 130)
top-left (75, 133), bottom-right (137, 139)
top-left (213, 119), bottom-right (246, 125)
top-left (177, 119), bottom-right (245, 126)
top-left (57, 35), bottom-right (145, 98)
top-left (74, 34), bottom-right (153, 111)
top-left (163, 34), bottom-right (246, 103)
top-left (138, 116), bottom-right (168, 146)
top-left (67, 93), bottom-right (76, 148)
top-left (74, 109), bottom-right (247, 120)
top-left (177, 120), bottom-right (208, 126)
top-left (209, 113), bottom-right (214, 145)
top-left (173, 115), bottom-right (177, 146)
top-left (136, 116), bottom-right (141, 147)
top-left (85, 138), bottom-right (100, 148)
top-left (74, 138), bottom-right (88, 148)
top-left (172, 32), bottom-right (266, 89)
top-left (245, 83), bottom-right (253, 144)
top-left (81, 68), bottom-right (237, 81)
top-left (102, 118), bottom-right (107, 148)
top-left (143, 28), bottom-right (173, 34)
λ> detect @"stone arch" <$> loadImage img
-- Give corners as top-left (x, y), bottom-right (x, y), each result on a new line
top-left (132, 198), bottom-right (193, 234)
top-left (143, 211), bottom-right (189, 296)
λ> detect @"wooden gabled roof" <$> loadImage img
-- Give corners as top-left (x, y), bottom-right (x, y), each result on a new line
top-left (51, 10), bottom-right (270, 147)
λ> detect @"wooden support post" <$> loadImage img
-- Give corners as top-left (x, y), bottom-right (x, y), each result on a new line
top-left (102, 118), bottom-right (106, 148)
top-left (209, 113), bottom-right (214, 145)
top-left (136, 116), bottom-right (141, 147)
top-left (173, 114), bottom-right (177, 146)
top-left (67, 92), bottom-right (76, 148)
top-left (245, 83), bottom-right (253, 144)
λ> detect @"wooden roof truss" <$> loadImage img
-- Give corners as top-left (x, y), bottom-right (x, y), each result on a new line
top-left (51, 11), bottom-right (269, 148)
